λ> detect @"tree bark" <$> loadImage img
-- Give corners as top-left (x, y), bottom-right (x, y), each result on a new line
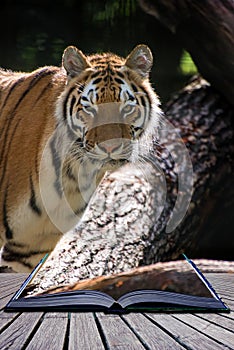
top-left (29, 76), bottom-right (233, 292)
top-left (148, 76), bottom-right (234, 262)
top-left (138, 0), bottom-right (234, 105)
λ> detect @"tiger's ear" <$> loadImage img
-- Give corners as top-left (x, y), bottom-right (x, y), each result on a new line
top-left (62, 46), bottom-right (91, 78)
top-left (125, 45), bottom-right (153, 78)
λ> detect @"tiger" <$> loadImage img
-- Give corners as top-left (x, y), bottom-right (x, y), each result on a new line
top-left (0, 44), bottom-right (162, 272)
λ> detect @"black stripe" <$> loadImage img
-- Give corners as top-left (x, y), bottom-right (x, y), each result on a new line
top-left (92, 77), bottom-right (102, 84)
top-left (114, 78), bottom-right (124, 85)
top-left (29, 174), bottom-right (42, 216)
top-left (131, 83), bottom-right (138, 93)
top-left (1, 244), bottom-right (48, 269)
top-left (69, 95), bottom-right (76, 117)
top-left (69, 113), bottom-right (83, 134)
top-left (127, 91), bottom-right (135, 101)
top-left (3, 189), bottom-right (14, 239)
top-left (1, 76), bottom-right (26, 110)
top-left (50, 136), bottom-right (62, 197)
top-left (3, 243), bottom-right (49, 259)
top-left (78, 84), bottom-right (84, 93)
top-left (63, 86), bottom-right (77, 121)
top-left (117, 71), bottom-right (125, 79)
top-left (4, 241), bottom-right (25, 248)
top-left (140, 95), bottom-right (146, 107)
top-left (34, 81), bottom-right (52, 105)
top-left (2, 254), bottom-right (33, 269)
top-left (11, 68), bottom-right (56, 116)
top-left (140, 85), bottom-right (148, 97)
top-left (91, 71), bottom-right (101, 79)
top-left (81, 96), bottom-right (88, 101)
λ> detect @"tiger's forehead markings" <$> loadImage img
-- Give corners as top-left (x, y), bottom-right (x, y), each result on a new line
top-left (79, 54), bottom-right (134, 103)
top-left (81, 74), bottom-right (135, 105)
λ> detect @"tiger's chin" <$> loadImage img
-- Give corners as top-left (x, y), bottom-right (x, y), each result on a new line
top-left (96, 158), bottom-right (129, 183)
top-left (102, 158), bottom-right (129, 169)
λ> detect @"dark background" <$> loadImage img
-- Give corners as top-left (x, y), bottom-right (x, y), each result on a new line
top-left (0, 0), bottom-right (197, 105)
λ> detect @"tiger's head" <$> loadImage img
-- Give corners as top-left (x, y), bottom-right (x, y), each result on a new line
top-left (57, 44), bottom-right (161, 169)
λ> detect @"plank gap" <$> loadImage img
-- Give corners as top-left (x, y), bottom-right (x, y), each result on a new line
top-left (21, 313), bottom-right (45, 350)
top-left (62, 312), bottom-right (70, 350)
top-left (94, 313), bottom-right (109, 350)
top-left (172, 314), bottom-right (234, 349)
top-left (143, 314), bottom-right (191, 349)
top-left (0, 312), bottom-right (21, 334)
top-left (194, 313), bottom-right (234, 334)
top-left (120, 314), bottom-right (151, 350)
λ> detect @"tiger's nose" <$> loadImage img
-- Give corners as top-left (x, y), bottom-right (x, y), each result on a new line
top-left (98, 139), bottom-right (122, 154)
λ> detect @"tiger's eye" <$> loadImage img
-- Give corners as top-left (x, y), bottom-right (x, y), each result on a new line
top-left (122, 105), bottom-right (134, 115)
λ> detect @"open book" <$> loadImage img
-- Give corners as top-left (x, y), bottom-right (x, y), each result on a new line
top-left (5, 254), bottom-right (229, 313)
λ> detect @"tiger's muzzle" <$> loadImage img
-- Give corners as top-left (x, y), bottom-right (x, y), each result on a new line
top-left (85, 123), bottom-right (132, 161)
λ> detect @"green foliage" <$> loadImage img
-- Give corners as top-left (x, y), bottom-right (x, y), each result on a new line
top-left (179, 50), bottom-right (197, 75)
top-left (17, 33), bottom-right (64, 70)
top-left (17, 33), bottom-right (47, 70)
top-left (94, 0), bottom-right (136, 24)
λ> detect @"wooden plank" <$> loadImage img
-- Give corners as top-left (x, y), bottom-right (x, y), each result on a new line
top-left (174, 313), bottom-right (234, 349)
top-left (0, 312), bottom-right (43, 350)
top-left (96, 313), bottom-right (146, 349)
top-left (206, 273), bottom-right (234, 299)
top-left (213, 291), bottom-right (234, 302)
top-left (122, 313), bottom-right (184, 349)
top-left (196, 313), bottom-right (234, 333)
top-left (26, 313), bottom-right (68, 350)
top-left (0, 311), bottom-right (19, 332)
top-left (0, 285), bottom-right (21, 297)
top-left (0, 290), bottom-right (17, 301)
top-left (207, 273), bottom-right (234, 284)
top-left (0, 273), bottom-right (27, 286)
top-left (69, 313), bottom-right (105, 350)
top-left (0, 310), bottom-right (19, 319)
top-left (147, 314), bottom-right (228, 350)
top-left (220, 311), bottom-right (234, 322)
top-left (0, 273), bottom-right (27, 281)
top-left (0, 281), bottom-right (24, 299)
top-left (0, 277), bottom-right (25, 288)
top-left (0, 276), bottom-right (26, 295)
top-left (221, 293), bottom-right (234, 303)
top-left (0, 275), bottom-right (27, 309)
top-left (204, 273), bottom-right (234, 312)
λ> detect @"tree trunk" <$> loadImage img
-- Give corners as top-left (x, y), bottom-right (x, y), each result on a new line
top-left (138, 0), bottom-right (234, 106)
top-left (30, 76), bottom-right (233, 292)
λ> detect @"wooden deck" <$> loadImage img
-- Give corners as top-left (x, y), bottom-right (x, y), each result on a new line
top-left (0, 272), bottom-right (234, 349)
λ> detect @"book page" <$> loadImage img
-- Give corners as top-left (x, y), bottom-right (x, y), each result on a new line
top-left (23, 258), bottom-right (214, 300)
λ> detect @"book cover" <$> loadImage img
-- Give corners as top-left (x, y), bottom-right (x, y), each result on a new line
top-left (5, 254), bottom-right (229, 313)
